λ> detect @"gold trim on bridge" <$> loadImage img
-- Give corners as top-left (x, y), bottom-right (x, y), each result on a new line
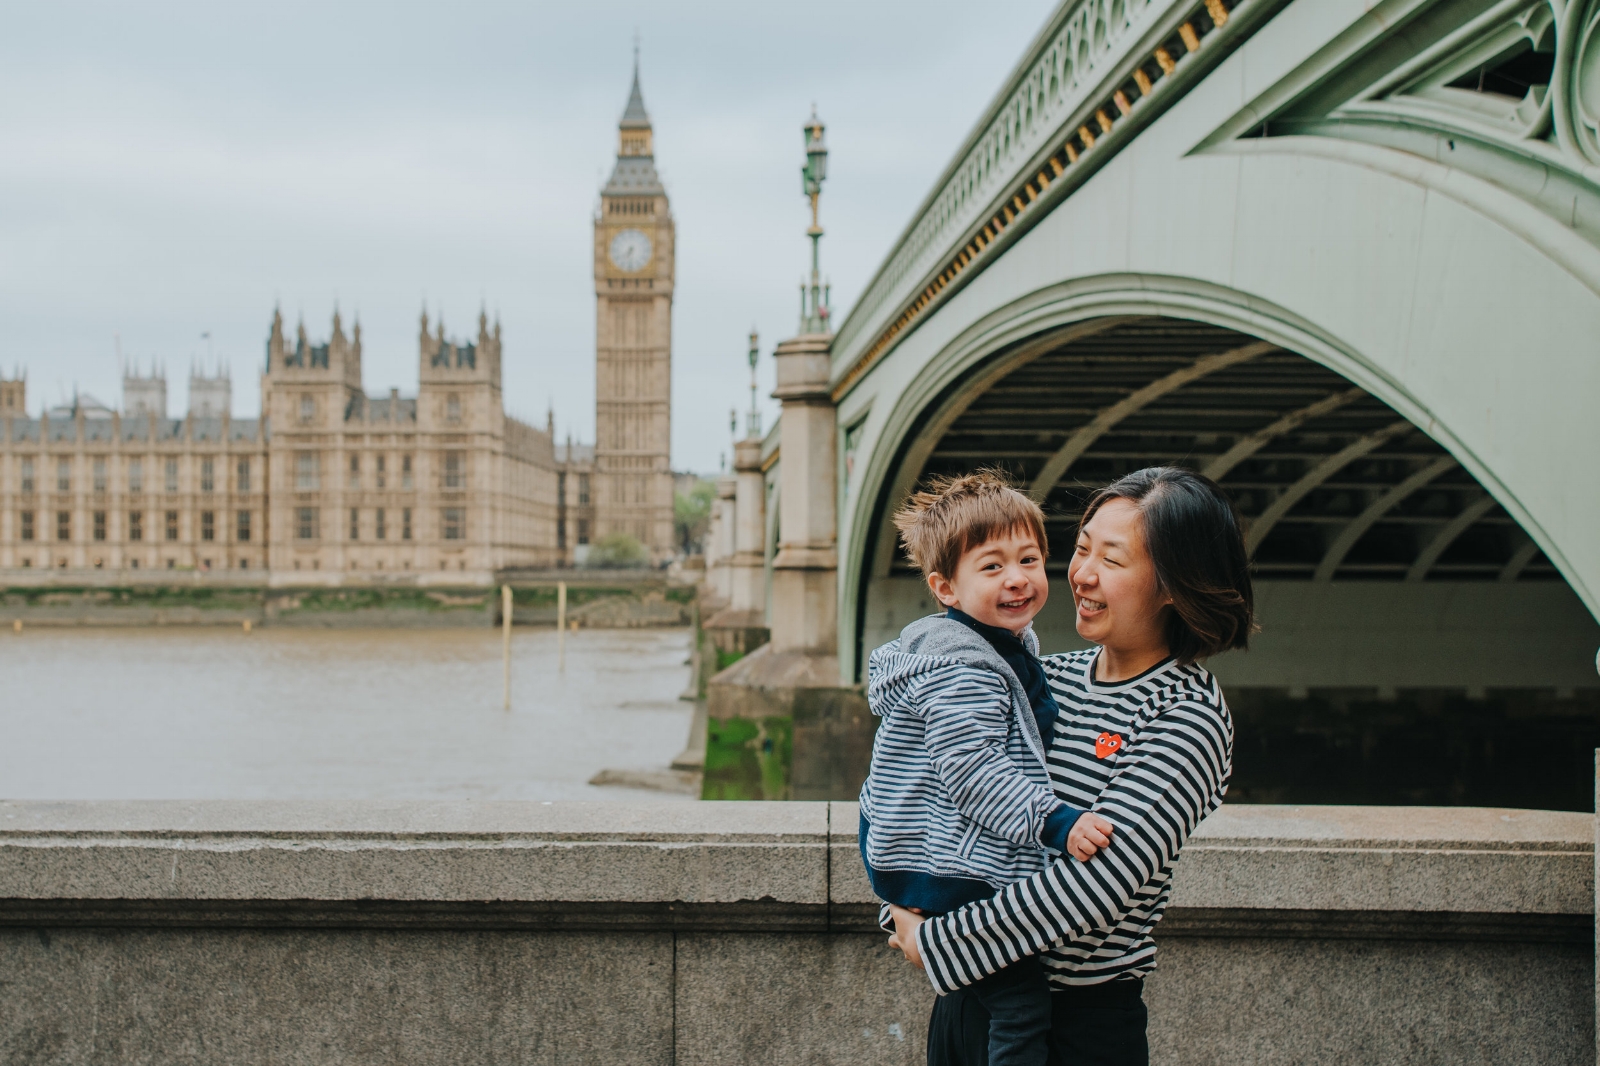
top-left (833, 0), bottom-right (1238, 403)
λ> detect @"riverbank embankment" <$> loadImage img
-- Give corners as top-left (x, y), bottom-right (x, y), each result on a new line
top-left (0, 570), bottom-right (694, 628)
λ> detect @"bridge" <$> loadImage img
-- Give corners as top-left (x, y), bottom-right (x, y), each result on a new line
top-left (701, 0), bottom-right (1600, 801)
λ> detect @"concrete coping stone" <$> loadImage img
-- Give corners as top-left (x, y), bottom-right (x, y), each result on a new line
top-left (1, 801), bottom-right (1590, 917)
top-left (1190, 804), bottom-right (1592, 852)
top-left (3, 799), bottom-right (1586, 852)
top-left (0, 799), bottom-right (829, 843)
top-left (1, 799), bottom-right (1586, 851)
top-left (835, 802), bottom-right (1593, 851)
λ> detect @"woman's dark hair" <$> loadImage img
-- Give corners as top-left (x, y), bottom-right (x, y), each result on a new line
top-left (1077, 466), bottom-right (1255, 665)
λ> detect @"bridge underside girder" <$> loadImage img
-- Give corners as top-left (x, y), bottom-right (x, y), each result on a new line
top-left (907, 318), bottom-right (1549, 584)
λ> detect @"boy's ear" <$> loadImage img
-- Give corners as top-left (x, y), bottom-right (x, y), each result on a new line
top-left (926, 571), bottom-right (957, 608)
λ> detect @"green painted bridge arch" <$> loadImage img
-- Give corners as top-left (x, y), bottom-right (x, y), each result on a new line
top-left (717, 0), bottom-right (1600, 806)
top-left (814, 0), bottom-right (1600, 713)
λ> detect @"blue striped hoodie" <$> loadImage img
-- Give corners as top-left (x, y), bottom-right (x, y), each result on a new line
top-left (858, 613), bottom-right (1083, 911)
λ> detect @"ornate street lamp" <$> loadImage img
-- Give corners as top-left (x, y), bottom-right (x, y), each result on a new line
top-left (799, 107), bottom-right (831, 334)
top-left (746, 328), bottom-right (761, 438)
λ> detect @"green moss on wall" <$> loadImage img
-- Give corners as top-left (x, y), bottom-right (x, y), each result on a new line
top-left (272, 588), bottom-right (490, 613)
top-left (509, 585), bottom-right (642, 608)
top-left (702, 715), bottom-right (793, 800)
top-left (0, 586), bottom-right (263, 610)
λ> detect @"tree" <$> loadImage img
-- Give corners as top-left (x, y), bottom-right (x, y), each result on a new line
top-left (586, 531), bottom-right (648, 569)
top-left (674, 478), bottom-right (715, 555)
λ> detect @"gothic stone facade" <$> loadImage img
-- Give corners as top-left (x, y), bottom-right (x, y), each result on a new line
top-left (0, 70), bottom-right (679, 580)
top-left (0, 381), bottom-right (268, 574)
top-left (0, 308), bottom-right (570, 583)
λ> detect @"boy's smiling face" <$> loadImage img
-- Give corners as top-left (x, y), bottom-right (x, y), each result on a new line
top-left (927, 527), bottom-right (1049, 635)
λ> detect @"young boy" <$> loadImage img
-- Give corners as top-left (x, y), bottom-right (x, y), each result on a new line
top-left (858, 471), bottom-right (1114, 1066)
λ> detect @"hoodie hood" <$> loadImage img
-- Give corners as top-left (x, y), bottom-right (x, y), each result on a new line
top-left (866, 614), bottom-right (1047, 764)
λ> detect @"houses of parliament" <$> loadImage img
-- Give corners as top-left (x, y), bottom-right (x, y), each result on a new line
top-left (0, 67), bottom-right (676, 583)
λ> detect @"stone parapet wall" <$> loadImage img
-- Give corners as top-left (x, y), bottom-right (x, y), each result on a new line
top-left (0, 801), bottom-right (1591, 1065)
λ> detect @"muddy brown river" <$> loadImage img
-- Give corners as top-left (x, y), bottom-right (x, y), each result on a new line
top-left (0, 626), bottom-right (694, 802)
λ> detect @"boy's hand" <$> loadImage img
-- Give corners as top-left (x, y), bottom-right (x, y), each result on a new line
top-left (1067, 812), bottom-right (1114, 861)
top-left (887, 905), bottom-right (926, 969)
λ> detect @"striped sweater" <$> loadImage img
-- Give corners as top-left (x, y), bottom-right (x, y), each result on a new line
top-left (859, 615), bottom-right (1067, 892)
top-left (914, 648), bottom-right (1233, 993)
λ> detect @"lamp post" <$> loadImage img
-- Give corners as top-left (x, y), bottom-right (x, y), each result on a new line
top-left (746, 329), bottom-right (761, 438)
top-left (799, 107), bottom-right (831, 335)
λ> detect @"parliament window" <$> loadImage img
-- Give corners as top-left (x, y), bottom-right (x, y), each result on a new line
top-left (375, 508), bottom-right (386, 540)
top-left (165, 458), bottom-right (178, 493)
top-left (237, 510), bottom-right (251, 542)
top-left (375, 455), bottom-right (386, 489)
top-left (201, 510), bottom-right (215, 542)
top-left (401, 508), bottom-right (412, 540)
top-left (296, 507), bottom-right (318, 541)
top-left (299, 394), bottom-right (314, 423)
top-left (296, 453), bottom-right (318, 491)
top-left (57, 459), bottom-right (70, 493)
top-left (577, 519), bottom-right (590, 545)
top-left (443, 452), bottom-right (464, 489)
top-left (165, 511), bottom-right (179, 541)
top-left (348, 454), bottom-right (360, 490)
top-left (578, 474), bottom-right (590, 506)
top-left (349, 508), bottom-right (359, 541)
top-left (401, 455), bottom-right (413, 489)
top-left (129, 511), bottom-right (142, 542)
top-left (446, 393), bottom-right (461, 423)
top-left (201, 458), bottom-right (214, 493)
top-left (20, 510), bottom-right (34, 541)
top-left (236, 458), bottom-right (250, 493)
top-left (442, 507), bottom-right (464, 540)
top-left (21, 458), bottom-right (34, 494)
top-left (93, 457), bottom-right (107, 494)
top-left (93, 511), bottom-right (106, 541)
top-left (127, 458), bottom-right (142, 494)
top-left (56, 511), bottom-right (70, 541)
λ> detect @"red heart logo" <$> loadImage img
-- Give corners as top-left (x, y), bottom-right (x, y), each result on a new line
top-left (1095, 732), bottom-right (1123, 759)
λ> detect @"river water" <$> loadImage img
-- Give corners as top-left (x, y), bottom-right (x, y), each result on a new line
top-left (0, 626), bottom-right (695, 802)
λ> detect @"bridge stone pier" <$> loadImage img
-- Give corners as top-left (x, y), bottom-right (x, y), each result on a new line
top-left (726, 0), bottom-right (1600, 809)
top-left (706, 336), bottom-right (874, 801)
top-left (701, 438), bottom-right (769, 670)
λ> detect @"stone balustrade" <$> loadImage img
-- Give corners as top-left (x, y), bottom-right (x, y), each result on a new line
top-left (1, 800), bottom-right (1591, 1064)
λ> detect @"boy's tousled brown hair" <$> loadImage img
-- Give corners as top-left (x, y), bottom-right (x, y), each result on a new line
top-left (892, 469), bottom-right (1048, 581)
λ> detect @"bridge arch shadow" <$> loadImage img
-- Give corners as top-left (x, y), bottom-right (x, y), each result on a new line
top-left (849, 289), bottom-right (1600, 810)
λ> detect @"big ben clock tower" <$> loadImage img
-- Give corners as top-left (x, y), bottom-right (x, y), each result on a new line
top-left (594, 57), bottom-right (675, 559)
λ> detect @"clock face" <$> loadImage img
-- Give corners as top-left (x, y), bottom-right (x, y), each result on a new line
top-left (609, 228), bottom-right (653, 272)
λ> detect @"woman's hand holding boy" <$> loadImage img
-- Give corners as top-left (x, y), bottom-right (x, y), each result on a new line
top-left (887, 905), bottom-right (926, 969)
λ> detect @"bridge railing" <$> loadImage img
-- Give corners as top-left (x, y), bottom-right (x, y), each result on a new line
top-left (830, 0), bottom-right (1273, 398)
top-left (0, 798), bottom-right (1590, 1064)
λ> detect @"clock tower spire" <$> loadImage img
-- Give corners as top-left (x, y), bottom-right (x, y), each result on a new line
top-left (594, 51), bottom-right (675, 561)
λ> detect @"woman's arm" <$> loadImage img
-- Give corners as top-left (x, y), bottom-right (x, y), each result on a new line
top-left (913, 699), bottom-right (1230, 995)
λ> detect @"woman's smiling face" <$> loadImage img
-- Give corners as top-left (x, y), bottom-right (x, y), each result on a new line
top-left (1068, 498), bottom-right (1171, 653)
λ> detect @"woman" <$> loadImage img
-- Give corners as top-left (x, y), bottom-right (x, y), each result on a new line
top-left (887, 466), bottom-right (1255, 1066)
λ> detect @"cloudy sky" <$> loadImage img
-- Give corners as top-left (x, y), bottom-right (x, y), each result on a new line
top-left (2, 0), bottom-right (1056, 474)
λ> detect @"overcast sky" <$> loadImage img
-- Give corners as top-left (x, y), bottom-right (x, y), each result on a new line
top-left (1, 0), bottom-right (1057, 474)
